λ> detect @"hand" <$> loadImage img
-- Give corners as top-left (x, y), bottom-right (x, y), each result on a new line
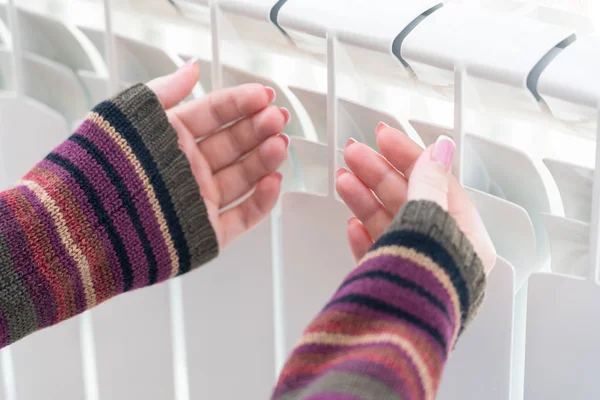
top-left (336, 124), bottom-right (496, 274)
top-left (147, 60), bottom-right (290, 249)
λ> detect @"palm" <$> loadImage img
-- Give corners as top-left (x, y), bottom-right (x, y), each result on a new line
top-left (337, 127), bottom-right (496, 274)
top-left (148, 64), bottom-right (288, 249)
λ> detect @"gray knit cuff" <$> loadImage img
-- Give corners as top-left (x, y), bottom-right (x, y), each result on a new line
top-left (110, 83), bottom-right (219, 272)
top-left (388, 200), bottom-right (486, 332)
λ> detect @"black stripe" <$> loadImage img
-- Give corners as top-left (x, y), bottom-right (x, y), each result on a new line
top-left (372, 230), bottom-right (469, 328)
top-left (339, 271), bottom-right (451, 324)
top-left (93, 101), bottom-right (191, 273)
top-left (46, 153), bottom-right (134, 291)
top-left (70, 135), bottom-right (159, 284)
top-left (327, 294), bottom-right (447, 351)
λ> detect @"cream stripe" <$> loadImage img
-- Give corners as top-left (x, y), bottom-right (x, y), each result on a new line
top-left (21, 180), bottom-right (97, 307)
top-left (300, 331), bottom-right (434, 400)
top-left (359, 246), bottom-right (461, 343)
top-left (88, 112), bottom-right (179, 277)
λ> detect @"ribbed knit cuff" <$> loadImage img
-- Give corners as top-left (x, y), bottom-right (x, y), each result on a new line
top-left (110, 84), bottom-right (219, 271)
top-left (387, 200), bottom-right (486, 332)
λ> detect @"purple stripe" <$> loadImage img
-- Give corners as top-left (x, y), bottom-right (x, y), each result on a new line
top-left (332, 262), bottom-right (455, 345)
top-left (36, 159), bottom-right (124, 294)
top-left (54, 140), bottom-right (149, 289)
top-left (0, 194), bottom-right (56, 328)
top-left (78, 120), bottom-right (172, 281)
top-left (347, 254), bottom-right (458, 323)
top-left (20, 186), bottom-right (87, 313)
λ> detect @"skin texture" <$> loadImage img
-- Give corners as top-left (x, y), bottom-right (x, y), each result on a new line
top-left (146, 63), bottom-right (495, 274)
top-left (336, 129), bottom-right (496, 274)
top-left (147, 62), bottom-right (290, 249)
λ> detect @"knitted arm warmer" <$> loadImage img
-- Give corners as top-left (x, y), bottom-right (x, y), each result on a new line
top-left (273, 200), bottom-right (486, 400)
top-left (0, 84), bottom-right (218, 347)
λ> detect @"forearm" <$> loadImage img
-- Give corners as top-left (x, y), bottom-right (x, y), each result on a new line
top-left (273, 201), bottom-right (485, 400)
top-left (0, 84), bottom-right (218, 347)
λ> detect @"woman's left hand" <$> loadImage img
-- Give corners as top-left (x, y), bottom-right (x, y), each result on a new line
top-left (336, 124), bottom-right (496, 274)
top-left (147, 60), bottom-right (290, 249)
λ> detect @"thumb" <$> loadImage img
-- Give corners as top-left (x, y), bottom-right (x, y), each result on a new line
top-left (407, 135), bottom-right (455, 211)
top-left (147, 58), bottom-right (200, 110)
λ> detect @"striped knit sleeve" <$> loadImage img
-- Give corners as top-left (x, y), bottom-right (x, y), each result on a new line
top-left (0, 83), bottom-right (218, 347)
top-left (272, 200), bottom-right (486, 400)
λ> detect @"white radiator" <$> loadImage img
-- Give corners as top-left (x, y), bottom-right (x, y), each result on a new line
top-left (0, 0), bottom-right (598, 399)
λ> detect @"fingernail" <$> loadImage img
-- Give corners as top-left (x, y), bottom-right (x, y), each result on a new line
top-left (181, 57), bottom-right (199, 70)
top-left (346, 138), bottom-right (358, 148)
top-left (265, 86), bottom-right (276, 103)
top-left (278, 133), bottom-right (290, 148)
top-left (280, 107), bottom-right (291, 124)
top-left (336, 167), bottom-right (348, 178)
top-left (375, 121), bottom-right (389, 134)
top-left (348, 216), bottom-right (356, 225)
top-left (432, 135), bottom-right (455, 171)
top-left (274, 172), bottom-right (283, 182)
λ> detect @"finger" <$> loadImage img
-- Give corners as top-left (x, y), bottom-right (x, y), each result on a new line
top-left (336, 167), bottom-right (393, 240)
top-left (407, 136), bottom-right (454, 210)
top-left (376, 126), bottom-right (423, 175)
top-left (376, 126), bottom-right (474, 207)
top-left (344, 139), bottom-right (408, 214)
top-left (172, 83), bottom-right (276, 138)
top-left (347, 217), bottom-right (374, 262)
top-left (219, 172), bottom-right (282, 247)
top-left (377, 126), bottom-right (497, 273)
top-left (147, 60), bottom-right (200, 110)
top-left (215, 134), bottom-right (289, 207)
top-left (199, 105), bottom-right (286, 172)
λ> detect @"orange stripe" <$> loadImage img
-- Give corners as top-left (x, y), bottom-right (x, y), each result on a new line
top-left (307, 311), bottom-right (445, 362)
top-left (2, 189), bottom-right (74, 320)
top-left (303, 316), bottom-right (444, 378)
top-left (20, 180), bottom-right (98, 308)
top-left (27, 166), bottom-right (116, 304)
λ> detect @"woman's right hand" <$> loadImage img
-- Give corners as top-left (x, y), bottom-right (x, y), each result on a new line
top-left (336, 124), bottom-right (497, 274)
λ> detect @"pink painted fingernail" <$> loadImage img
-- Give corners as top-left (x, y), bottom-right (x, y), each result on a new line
top-left (336, 167), bottom-right (349, 178)
top-left (375, 121), bottom-right (389, 134)
top-left (265, 86), bottom-right (276, 103)
top-left (274, 172), bottom-right (283, 182)
top-left (278, 133), bottom-right (290, 148)
top-left (432, 135), bottom-right (455, 171)
top-left (346, 138), bottom-right (358, 148)
top-left (280, 107), bottom-right (291, 124)
top-left (348, 216), bottom-right (356, 225)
